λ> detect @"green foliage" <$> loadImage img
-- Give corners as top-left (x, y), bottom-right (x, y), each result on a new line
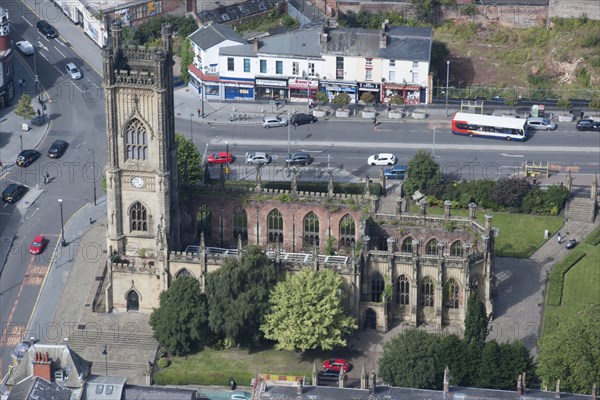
top-left (15, 94), bottom-right (36, 121)
top-left (557, 96), bottom-right (572, 112)
top-left (261, 269), bottom-right (356, 351)
top-left (179, 37), bottom-right (193, 84)
top-left (403, 150), bottom-right (442, 196)
top-left (581, 33), bottom-right (600, 48)
top-left (460, 4), bottom-right (477, 16)
top-left (360, 91), bottom-right (375, 105)
top-left (122, 15), bottom-right (198, 49)
top-left (575, 68), bottom-right (591, 87)
top-left (325, 236), bottom-right (337, 255)
top-left (521, 185), bottom-right (569, 215)
top-left (588, 97), bottom-right (600, 115)
top-left (176, 133), bottom-right (203, 186)
top-left (488, 178), bottom-right (531, 209)
top-left (411, 0), bottom-right (456, 24)
top-left (101, 174), bottom-right (107, 193)
top-left (206, 246), bottom-right (278, 346)
top-left (332, 93), bottom-right (351, 108)
top-left (503, 91), bottom-right (519, 107)
top-left (316, 91), bottom-right (329, 104)
top-left (538, 304), bottom-right (600, 394)
top-left (149, 276), bottom-right (211, 355)
top-left (546, 250), bottom-right (586, 306)
top-left (464, 293), bottom-right (490, 346)
top-left (584, 224), bottom-right (600, 245)
top-left (388, 95), bottom-right (404, 105)
top-left (235, 7), bottom-right (298, 33)
top-left (338, 10), bottom-right (411, 29)
top-left (157, 357), bottom-right (170, 369)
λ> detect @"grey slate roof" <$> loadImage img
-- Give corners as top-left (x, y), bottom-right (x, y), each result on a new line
top-left (220, 43), bottom-right (257, 57)
top-left (189, 23), bottom-right (245, 51)
top-left (83, 376), bottom-right (127, 400)
top-left (122, 384), bottom-right (197, 400)
top-left (323, 26), bottom-right (432, 61)
top-left (258, 27), bottom-right (323, 58)
top-left (198, 0), bottom-right (282, 25)
top-left (7, 376), bottom-right (72, 400)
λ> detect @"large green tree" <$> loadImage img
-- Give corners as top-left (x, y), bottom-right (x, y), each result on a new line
top-left (175, 133), bottom-right (203, 186)
top-left (206, 246), bottom-right (278, 347)
top-left (464, 293), bottom-right (490, 346)
top-left (537, 304), bottom-right (600, 394)
top-left (15, 94), bottom-right (36, 123)
top-left (403, 150), bottom-right (442, 196)
top-left (149, 276), bottom-right (210, 355)
top-left (261, 269), bottom-right (356, 351)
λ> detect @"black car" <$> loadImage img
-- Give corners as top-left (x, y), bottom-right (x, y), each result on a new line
top-left (285, 151), bottom-right (311, 166)
top-left (2, 183), bottom-right (28, 203)
top-left (575, 119), bottom-right (600, 132)
top-left (37, 20), bottom-right (57, 39)
top-left (318, 370), bottom-right (340, 380)
top-left (16, 149), bottom-right (41, 167)
top-left (290, 113), bottom-right (317, 126)
top-left (48, 140), bottom-right (69, 158)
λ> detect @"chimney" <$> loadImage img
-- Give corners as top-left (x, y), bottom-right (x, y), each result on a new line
top-left (296, 379), bottom-right (303, 394)
top-left (379, 19), bottom-right (388, 49)
top-left (252, 38), bottom-right (259, 53)
top-left (443, 366), bottom-right (451, 395)
top-left (516, 374), bottom-right (522, 397)
top-left (33, 351), bottom-right (52, 381)
top-left (555, 379), bottom-right (560, 398)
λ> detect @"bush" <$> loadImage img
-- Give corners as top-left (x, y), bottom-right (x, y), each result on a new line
top-left (521, 185), bottom-right (569, 215)
top-left (489, 178), bottom-right (531, 209)
top-left (360, 92), bottom-right (375, 105)
top-left (157, 357), bottom-right (170, 369)
top-left (332, 93), bottom-right (351, 108)
top-left (584, 225), bottom-right (600, 246)
top-left (546, 250), bottom-right (586, 306)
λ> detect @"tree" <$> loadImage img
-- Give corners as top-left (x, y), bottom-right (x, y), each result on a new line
top-left (360, 91), bottom-right (375, 105)
top-left (403, 150), bottom-right (442, 196)
top-left (464, 293), bottom-right (489, 347)
top-left (179, 37), bottom-right (193, 84)
top-left (206, 246), bottom-right (278, 347)
top-left (537, 304), bottom-right (600, 394)
top-left (149, 276), bottom-right (211, 355)
top-left (175, 133), bottom-right (203, 186)
top-left (557, 96), bottom-right (572, 114)
top-left (489, 178), bottom-right (531, 209)
top-left (15, 94), bottom-right (36, 123)
top-left (379, 329), bottom-right (443, 389)
top-left (261, 269), bottom-right (356, 351)
top-left (332, 93), bottom-right (351, 108)
top-left (588, 97), bottom-right (600, 116)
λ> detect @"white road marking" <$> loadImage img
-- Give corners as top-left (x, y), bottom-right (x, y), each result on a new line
top-left (21, 16), bottom-right (33, 27)
top-left (499, 153), bottom-right (524, 157)
top-left (85, 79), bottom-right (99, 89)
top-left (54, 46), bottom-right (66, 58)
top-left (37, 42), bottom-right (49, 52)
top-left (56, 39), bottom-right (67, 48)
top-left (72, 82), bottom-right (84, 93)
top-left (54, 65), bottom-right (62, 74)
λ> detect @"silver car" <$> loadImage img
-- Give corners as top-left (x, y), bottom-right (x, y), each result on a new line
top-left (245, 152), bottom-right (271, 165)
top-left (262, 115), bottom-right (288, 128)
top-left (526, 117), bottom-right (557, 131)
top-left (65, 62), bottom-right (82, 80)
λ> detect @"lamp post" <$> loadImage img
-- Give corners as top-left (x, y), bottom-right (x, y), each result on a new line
top-left (101, 345), bottom-right (108, 376)
top-left (433, 127), bottom-right (436, 157)
top-left (20, 134), bottom-right (23, 152)
top-left (307, 81), bottom-right (311, 113)
top-left (225, 141), bottom-right (229, 179)
top-left (287, 111), bottom-right (291, 157)
top-left (91, 149), bottom-right (97, 206)
top-left (58, 199), bottom-right (66, 247)
top-left (200, 81), bottom-right (205, 118)
top-left (445, 60), bottom-right (450, 117)
top-left (189, 113), bottom-right (193, 141)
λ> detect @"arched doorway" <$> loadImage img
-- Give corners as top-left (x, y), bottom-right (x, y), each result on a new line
top-left (364, 308), bottom-right (377, 329)
top-left (127, 290), bottom-right (139, 311)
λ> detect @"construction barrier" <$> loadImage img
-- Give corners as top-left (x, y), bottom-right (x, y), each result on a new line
top-left (524, 161), bottom-right (549, 178)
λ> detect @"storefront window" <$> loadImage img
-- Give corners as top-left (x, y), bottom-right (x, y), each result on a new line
top-left (206, 85), bottom-right (219, 96)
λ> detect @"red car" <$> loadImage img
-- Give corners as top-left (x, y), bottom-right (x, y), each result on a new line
top-left (207, 152), bottom-right (234, 165)
top-left (323, 359), bottom-right (352, 373)
top-left (30, 235), bottom-right (46, 255)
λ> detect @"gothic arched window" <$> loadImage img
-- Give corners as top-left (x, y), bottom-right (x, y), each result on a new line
top-left (303, 211), bottom-right (320, 247)
top-left (125, 118), bottom-right (148, 160)
top-left (425, 238), bottom-right (438, 255)
top-left (197, 205), bottom-right (212, 242)
top-left (401, 237), bottom-right (413, 252)
top-left (446, 278), bottom-right (461, 309)
top-left (421, 276), bottom-right (435, 307)
top-left (129, 202), bottom-right (147, 232)
top-left (267, 209), bottom-right (284, 243)
top-left (232, 207), bottom-right (248, 243)
top-left (176, 269), bottom-right (191, 279)
top-left (450, 241), bottom-right (464, 257)
top-left (371, 272), bottom-right (385, 302)
top-left (127, 290), bottom-right (139, 311)
top-left (396, 274), bottom-right (410, 305)
top-left (339, 214), bottom-right (356, 247)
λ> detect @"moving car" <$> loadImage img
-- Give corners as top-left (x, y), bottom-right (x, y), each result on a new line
top-left (526, 117), bottom-right (557, 131)
top-left (207, 152), bottom-right (234, 165)
top-left (15, 40), bottom-right (34, 55)
top-left (48, 140), bottom-right (69, 158)
top-left (245, 152), bottom-right (271, 165)
top-left (37, 20), bottom-right (57, 38)
top-left (65, 62), bottom-right (82, 80)
top-left (290, 113), bottom-right (317, 126)
top-left (16, 149), bottom-right (41, 167)
top-left (367, 153), bottom-right (396, 166)
top-left (285, 151), bottom-right (311, 166)
top-left (323, 359), bottom-right (352, 373)
top-left (575, 119), bottom-right (600, 132)
top-left (2, 183), bottom-right (28, 203)
top-left (30, 235), bottom-right (46, 255)
top-left (262, 115), bottom-right (288, 128)
top-left (230, 392), bottom-right (251, 400)
top-left (384, 165), bottom-right (407, 180)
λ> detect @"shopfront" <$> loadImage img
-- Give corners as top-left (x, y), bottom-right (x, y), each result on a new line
top-left (222, 78), bottom-right (255, 101)
top-left (357, 82), bottom-right (382, 104)
top-left (288, 78), bottom-right (319, 101)
top-left (321, 80), bottom-right (357, 103)
top-left (383, 83), bottom-right (425, 105)
top-left (188, 64), bottom-right (221, 100)
top-left (255, 78), bottom-right (288, 101)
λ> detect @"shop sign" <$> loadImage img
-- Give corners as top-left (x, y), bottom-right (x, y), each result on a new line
top-left (256, 79), bottom-right (288, 87)
top-left (288, 78), bottom-right (319, 88)
top-left (358, 82), bottom-right (380, 90)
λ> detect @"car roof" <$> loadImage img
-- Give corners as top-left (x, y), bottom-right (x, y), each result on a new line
top-left (377, 153), bottom-right (394, 158)
top-left (292, 151), bottom-right (309, 157)
top-left (33, 235), bottom-right (44, 241)
top-left (51, 139), bottom-right (67, 146)
top-left (66, 62), bottom-right (78, 69)
top-left (251, 152), bottom-right (268, 157)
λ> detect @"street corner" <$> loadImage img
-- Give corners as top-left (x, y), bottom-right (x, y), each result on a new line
top-left (16, 186), bottom-right (45, 211)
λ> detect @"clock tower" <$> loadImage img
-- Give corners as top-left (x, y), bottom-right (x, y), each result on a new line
top-left (103, 21), bottom-right (180, 263)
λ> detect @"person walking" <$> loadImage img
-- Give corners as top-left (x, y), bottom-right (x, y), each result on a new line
top-left (580, 110), bottom-right (585, 120)
top-left (557, 231), bottom-right (562, 244)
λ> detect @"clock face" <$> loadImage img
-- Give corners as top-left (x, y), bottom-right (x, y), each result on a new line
top-left (131, 176), bottom-right (145, 188)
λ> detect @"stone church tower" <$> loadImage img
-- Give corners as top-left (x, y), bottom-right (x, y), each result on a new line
top-left (103, 22), bottom-right (180, 311)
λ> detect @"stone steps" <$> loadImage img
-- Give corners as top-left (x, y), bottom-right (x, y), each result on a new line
top-left (565, 197), bottom-right (596, 222)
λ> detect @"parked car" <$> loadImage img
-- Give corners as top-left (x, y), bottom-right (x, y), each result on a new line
top-left (384, 165), bottom-right (407, 180)
top-left (16, 149), bottom-right (41, 167)
top-left (230, 392), bottom-right (251, 400)
top-left (318, 369), bottom-right (340, 380)
top-left (11, 341), bottom-right (31, 362)
top-left (65, 62), bottom-right (82, 80)
top-left (367, 153), bottom-right (396, 166)
top-left (207, 152), bottom-right (234, 165)
top-left (285, 151), bottom-right (311, 166)
top-left (2, 183), bottom-right (28, 203)
top-left (37, 20), bottom-right (57, 38)
top-left (323, 359), bottom-right (352, 373)
top-left (48, 140), bottom-right (69, 158)
top-left (15, 40), bottom-right (34, 55)
top-left (245, 152), bottom-right (271, 165)
top-left (30, 235), bottom-right (46, 255)
top-left (290, 113), bottom-right (317, 126)
top-left (575, 119), bottom-right (600, 132)
top-left (262, 115), bottom-right (288, 128)
top-left (526, 117), bottom-right (557, 131)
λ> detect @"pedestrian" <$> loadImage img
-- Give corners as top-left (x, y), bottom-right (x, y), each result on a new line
top-left (580, 110), bottom-right (585, 120)
top-left (197, 108), bottom-right (201, 117)
top-left (387, 103), bottom-right (392, 112)
top-left (43, 175), bottom-right (48, 185)
top-left (372, 117), bottom-right (377, 127)
top-left (557, 231), bottom-right (562, 244)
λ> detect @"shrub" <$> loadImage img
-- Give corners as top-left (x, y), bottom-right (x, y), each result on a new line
top-left (584, 225), bottom-right (600, 246)
top-left (521, 185), bottom-right (569, 214)
top-left (332, 93), bottom-right (351, 108)
top-left (546, 250), bottom-right (585, 306)
top-left (360, 92), bottom-right (375, 105)
top-left (157, 357), bottom-right (170, 369)
top-left (489, 178), bottom-right (531, 209)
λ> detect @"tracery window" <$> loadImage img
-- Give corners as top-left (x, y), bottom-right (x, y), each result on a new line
top-left (125, 118), bottom-right (147, 160)
top-left (421, 276), bottom-right (435, 307)
top-left (176, 269), bottom-right (191, 279)
top-left (425, 238), bottom-right (438, 255)
top-left (197, 205), bottom-right (212, 242)
top-left (446, 278), bottom-right (460, 309)
top-left (303, 211), bottom-right (320, 246)
top-left (339, 214), bottom-right (356, 247)
top-left (267, 209), bottom-right (284, 243)
top-left (450, 241), bottom-right (464, 257)
top-left (396, 275), bottom-right (409, 305)
top-left (401, 237), bottom-right (413, 252)
top-left (371, 272), bottom-right (385, 302)
top-left (129, 202), bottom-right (147, 232)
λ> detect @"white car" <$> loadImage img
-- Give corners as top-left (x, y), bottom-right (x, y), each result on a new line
top-left (16, 40), bottom-right (34, 55)
top-left (262, 115), bottom-right (288, 128)
top-left (367, 153), bottom-right (396, 166)
top-left (231, 392), bottom-right (251, 400)
top-left (65, 62), bottom-right (82, 80)
top-left (245, 152), bottom-right (271, 165)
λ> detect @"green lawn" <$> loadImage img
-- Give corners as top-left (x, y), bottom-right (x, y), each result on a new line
top-left (155, 346), bottom-right (330, 386)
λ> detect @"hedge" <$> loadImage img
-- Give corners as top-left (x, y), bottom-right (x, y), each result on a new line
top-left (584, 224), bottom-right (600, 246)
top-left (546, 250), bottom-right (586, 306)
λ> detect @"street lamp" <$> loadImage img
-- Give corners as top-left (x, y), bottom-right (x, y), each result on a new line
top-left (287, 111), bottom-right (291, 157)
top-left (445, 60), bottom-right (450, 117)
top-left (58, 199), bottom-right (66, 247)
top-left (101, 345), bottom-right (108, 376)
top-left (20, 134), bottom-right (23, 152)
top-left (189, 113), bottom-right (193, 141)
top-left (225, 141), bottom-right (229, 179)
top-left (91, 149), bottom-right (97, 206)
